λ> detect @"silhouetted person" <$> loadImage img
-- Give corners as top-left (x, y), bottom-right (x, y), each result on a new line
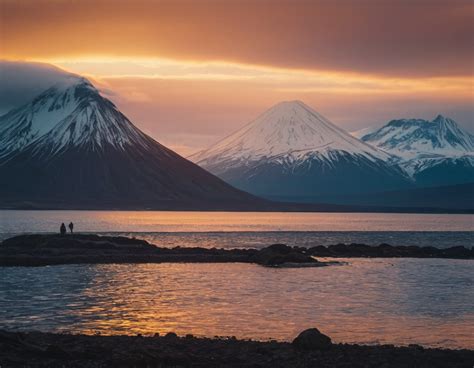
top-left (68, 222), bottom-right (74, 234)
top-left (60, 223), bottom-right (66, 236)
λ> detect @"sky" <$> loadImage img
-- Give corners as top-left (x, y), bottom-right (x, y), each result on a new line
top-left (1, 0), bottom-right (473, 156)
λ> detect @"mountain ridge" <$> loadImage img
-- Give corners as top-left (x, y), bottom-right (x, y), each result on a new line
top-left (359, 115), bottom-right (474, 159)
top-left (358, 115), bottom-right (474, 186)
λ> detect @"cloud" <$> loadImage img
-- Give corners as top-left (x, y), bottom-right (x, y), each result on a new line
top-left (1, 60), bottom-right (472, 157)
top-left (0, 60), bottom-right (79, 114)
top-left (2, 0), bottom-right (473, 78)
top-left (101, 74), bottom-right (473, 156)
top-left (0, 60), bottom-right (116, 114)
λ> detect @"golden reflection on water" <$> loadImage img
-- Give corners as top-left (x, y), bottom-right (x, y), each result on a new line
top-left (2, 259), bottom-right (473, 348)
top-left (1, 210), bottom-right (473, 233)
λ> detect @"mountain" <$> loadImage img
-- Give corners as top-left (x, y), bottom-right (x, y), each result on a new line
top-left (190, 101), bottom-right (412, 201)
top-left (0, 76), bottom-right (262, 209)
top-left (359, 115), bottom-right (474, 186)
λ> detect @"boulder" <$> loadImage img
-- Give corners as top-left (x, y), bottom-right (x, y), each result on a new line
top-left (164, 332), bottom-right (178, 339)
top-left (292, 328), bottom-right (332, 350)
top-left (265, 244), bottom-right (293, 254)
top-left (252, 244), bottom-right (318, 266)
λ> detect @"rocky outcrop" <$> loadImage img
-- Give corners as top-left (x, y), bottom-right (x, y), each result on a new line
top-left (1, 235), bottom-right (470, 268)
top-left (0, 329), bottom-right (472, 368)
top-left (0, 235), bottom-right (327, 267)
top-left (292, 328), bottom-right (332, 350)
top-left (250, 244), bottom-right (319, 266)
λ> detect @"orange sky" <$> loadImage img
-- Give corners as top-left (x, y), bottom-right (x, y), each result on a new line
top-left (1, 0), bottom-right (473, 155)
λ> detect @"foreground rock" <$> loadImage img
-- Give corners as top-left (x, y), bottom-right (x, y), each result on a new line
top-left (0, 329), bottom-right (472, 368)
top-left (292, 328), bottom-right (332, 350)
top-left (0, 234), bottom-right (471, 267)
top-left (0, 234), bottom-right (324, 268)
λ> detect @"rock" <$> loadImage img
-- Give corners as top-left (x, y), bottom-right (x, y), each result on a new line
top-left (292, 328), bottom-right (332, 350)
top-left (165, 332), bottom-right (178, 339)
top-left (45, 344), bottom-right (71, 358)
top-left (253, 244), bottom-right (317, 266)
top-left (265, 244), bottom-right (293, 254)
top-left (408, 344), bottom-right (424, 351)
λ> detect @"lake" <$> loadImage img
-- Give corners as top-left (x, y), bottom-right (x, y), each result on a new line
top-left (0, 210), bottom-right (473, 349)
top-left (1, 210), bottom-right (473, 248)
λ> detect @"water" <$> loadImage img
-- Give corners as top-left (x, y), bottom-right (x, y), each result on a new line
top-left (1, 210), bottom-right (473, 248)
top-left (1, 210), bottom-right (473, 348)
top-left (1, 210), bottom-right (473, 233)
top-left (1, 260), bottom-right (473, 348)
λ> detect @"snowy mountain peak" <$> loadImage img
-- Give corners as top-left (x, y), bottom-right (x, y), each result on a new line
top-left (31, 76), bottom-right (98, 105)
top-left (190, 101), bottom-right (411, 198)
top-left (360, 115), bottom-right (474, 159)
top-left (271, 100), bottom-right (307, 110)
top-left (190, 100), bottom-right (394, 169)
top-left (0, 76), bottom-right (151, 159)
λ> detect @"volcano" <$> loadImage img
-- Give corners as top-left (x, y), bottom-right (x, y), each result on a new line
top-left (0, 76), bottom-right (261, 209)
top-left (190, 101), bottom-right (412, 202)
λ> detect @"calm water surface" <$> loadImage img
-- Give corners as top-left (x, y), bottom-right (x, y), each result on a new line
top-left (1, 210), bottom-right (473, 232)
top-left (1, 260), bottom-right (473, 348)
top-left (1, 210), bottom-right (473, 248)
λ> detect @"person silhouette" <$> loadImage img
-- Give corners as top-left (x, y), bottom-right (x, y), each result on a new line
top-left (68, 222), bottom-right (74, 234)
top-left (60, 223), bottom-right (66, 236)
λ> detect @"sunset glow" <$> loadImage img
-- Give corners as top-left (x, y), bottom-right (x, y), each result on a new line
top-left (1, 0), bottom-right (472, 155)
top-left (1, 1), bottom-right (473, 363)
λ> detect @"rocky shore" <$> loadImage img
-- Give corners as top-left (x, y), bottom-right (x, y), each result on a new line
top-left (0, 328), bottom-right (472, 368)
top-left (0, 234), bottom-right (471, 267)
top-left (0, 234), bottom-right (328, 267)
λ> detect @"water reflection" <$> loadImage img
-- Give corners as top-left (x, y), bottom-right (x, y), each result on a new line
top-left (1, 259), bottom-right (473, 348)
top-left (1, 210), bottom-right (472, 233)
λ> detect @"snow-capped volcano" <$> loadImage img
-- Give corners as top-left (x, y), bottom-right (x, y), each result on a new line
top-left (0, 77), bottom-right (260, 209)
top-left (0, 76), bottom-right (150, 158)
top-left (191, 100), bottom-right (393, 165)
top-left (358, 116), bottom-right (474, 186)
top-left (190, 101), bottom-right (412, 201)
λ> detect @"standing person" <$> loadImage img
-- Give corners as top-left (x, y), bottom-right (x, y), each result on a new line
top-left (60, 223), bottom-right (66, 236)
top-left (68, 222), bottom-right (74, 234)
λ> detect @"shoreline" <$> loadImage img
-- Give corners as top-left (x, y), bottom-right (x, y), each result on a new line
top-left (1, 329), bottom-right (472, 367)
top-left (0, 234), bottom-right (472, 267)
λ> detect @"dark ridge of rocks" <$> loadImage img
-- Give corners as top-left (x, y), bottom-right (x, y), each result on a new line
top-left (0, 234), bottom-right (472, 268)
top-left (1, 234), bottom-right (154, 250)
top-left (0, 329), bottom-right (472, 368)
top-left (0, 234), bottom-right (321, 268)
top-left (308, 243), bottom-right (474, 259)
